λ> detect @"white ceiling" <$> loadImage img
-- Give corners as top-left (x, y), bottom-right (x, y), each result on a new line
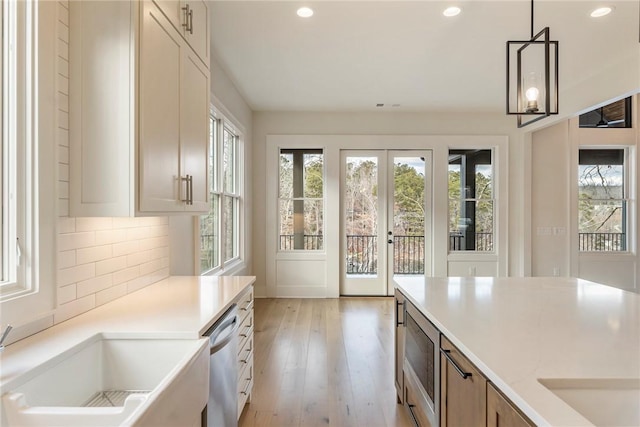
top-left (209, 1), bottom-right (639, 113)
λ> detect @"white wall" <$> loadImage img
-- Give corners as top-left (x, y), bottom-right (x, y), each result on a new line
top-left (531, 98), bottom-right (640, 292)
top-left (252, 111), bottom-right (526, 297)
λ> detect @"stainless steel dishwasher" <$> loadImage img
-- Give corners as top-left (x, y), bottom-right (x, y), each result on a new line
top-left (202, 304), bottom-right (239, 427)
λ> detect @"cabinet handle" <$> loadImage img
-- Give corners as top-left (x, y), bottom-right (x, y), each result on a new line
top-left (407, 404), bottom-right (420, 427)
top-left (395, 299), bottom-right (405, 326)
top-left (440, 348), bottom-right (472, 379)
top-left (181, 175), bottom-right (193, 205)
top-left (182, 4), bottom-right (193, 34)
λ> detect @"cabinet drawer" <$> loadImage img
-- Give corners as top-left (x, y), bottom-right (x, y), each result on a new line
top-left (487, 382), bottom-right (534, 427)
top-left (238, 310), bottom-right (253, 351)
top-left (404, 370), bottom-right (433, 427)
top-left (237, 355), bottom-right (253, 418)
top-left (440, 336), bottom-right (487, 427)
top-left (238, 288), bottom-right (254, 316)
top-left (238, 337), bottom-right (253, 380)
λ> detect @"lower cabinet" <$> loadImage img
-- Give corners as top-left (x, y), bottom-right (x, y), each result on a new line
top-left (440, 336), bottom-right (487, 427)
top-left (487, 383), bottom-right (534, 427)
top-left (236, 286), bottom-right (254, 419)
top-left (394, 290), bottom-right (406, 404)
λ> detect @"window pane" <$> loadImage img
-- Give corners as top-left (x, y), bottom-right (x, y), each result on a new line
top-left (199, 194), bottom-right (219, 273)
top-left (223, 127), bottom-right (235, 194)
top-left (579, 200), bottom-right (626, 251)
top-left (209, 116), bottom-right (217, 192)
top-left (304, 153), bottom-right (323, 198)
top-left (579, 97), bottom-right (632, 128)
top-left (224, 195), bottom-right (238, 261)
top-left (279, 149), bottom-right (324, 251)
top-left (448, 149), bottom-right (494, 252)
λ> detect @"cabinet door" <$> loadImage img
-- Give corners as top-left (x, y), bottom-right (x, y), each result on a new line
top-left (440, 336), bottom-right (487, 427)
top-left (139, 0), bottom-right (183, 212)
top-left (182, 0), bottom-right (209, 66)
top-left (394, 290), bottom-right (406, 404)
top-left (152, 0), bottom-right (181, 30)
top-left (487, 383), bottom-right (533, 427)
top-left (180, 49), bottom-right (210, 213)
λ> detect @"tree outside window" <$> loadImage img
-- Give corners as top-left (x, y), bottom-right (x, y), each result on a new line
top-left (578, 149), bottom-right (627, 252)
top-left (279, 150), bottom-right (324, 251)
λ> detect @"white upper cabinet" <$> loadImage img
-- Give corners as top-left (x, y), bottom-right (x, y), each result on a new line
top-left (70, 0), bottom-right (210, 216)
top-left (151, 0), bottom-right (210, 67)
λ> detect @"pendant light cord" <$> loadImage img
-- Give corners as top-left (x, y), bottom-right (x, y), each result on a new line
top-left (530, 0), bottom-right (535, 39)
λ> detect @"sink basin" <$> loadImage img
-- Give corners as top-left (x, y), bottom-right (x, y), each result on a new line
top-left (1, 333), bottom-right (209, 427)
top-left (539, 378), bottom-right (640, 427)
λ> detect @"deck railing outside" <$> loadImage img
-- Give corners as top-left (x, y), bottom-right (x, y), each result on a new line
top-left (449, 232), bottom-right (493, 251)
top-left (579, 232), bottom-right (626, 251)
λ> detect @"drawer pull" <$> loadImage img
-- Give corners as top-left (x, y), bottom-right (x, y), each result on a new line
top-left (407, 404), bottom-right (419, 427)
top-left (441, 349), bottom-right (472, 379)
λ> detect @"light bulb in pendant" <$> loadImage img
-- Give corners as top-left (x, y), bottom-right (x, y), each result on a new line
top-left (524, 72), bottom-right (539, 113)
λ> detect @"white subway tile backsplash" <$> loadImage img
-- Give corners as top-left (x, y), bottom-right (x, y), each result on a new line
top-left (95, 284), bottom-right (127, 307)
top-left (58, 202), bottom-right (69, 218)
top-left (57, 127), bottom-right (69, 147)
top-left (57, 3), bottom-right (69, 25)
top-left (58, 111), bottom-right (69, 130)
top-left (76, 217), bottom-right (114, 232)
top-left (57, 75), bottom-right (69, 96)
top-left (57, 284), bottom-right (76, 305)
top-left (57, 89), bottom-right (69, 112)
top-left (95, 256), bottom-right (128, 276)
top-left (58, 263), bottom-right (95, 287)
top-left (58, 250), bottom-right (76, 269)
top-left (57, 20), bottom-right (69, 43)
top-left (77, 274), bottom-right (113, 298)
top-left (95, 228), bottom-right (127, 245)
top-left (127, 249), bottom-right (154, 267)
top-left (58, 145), bottom-right (69, 165)
top-left (54, 295), bottom-right (95, 324)
top-left (58, 181), bottom-right (69, 199)
top-left (113, 266), bottom-right (140, 286)
top-left (113, 240), bottom-right (140, 257)
top-left (76, 244), bottom-right (113, 265)
top-left (58, 231), bottom-right (95, 251)
top-left (58, 163), bottom-right (69, 181)
top-left (139, 236), bottom-right (169, 251)
top-left (140, 259), bottom-right (163, 276)
top-left (58, 217), bottom-right (76, 233)
top-left (112, 217), bottom-right (140, 229)
top-left (126, 275), bottom-right (155, 294)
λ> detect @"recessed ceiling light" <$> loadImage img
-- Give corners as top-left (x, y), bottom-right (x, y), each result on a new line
top-left (590, 7), bottom-right (612, 17)
top-left (297, 7), bottom-right (314, 18)
top-left (443, 6), bottom-right (461, 17)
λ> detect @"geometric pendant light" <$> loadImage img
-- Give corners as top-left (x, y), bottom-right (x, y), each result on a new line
top-left (506, 0), bottom-right (559, 128)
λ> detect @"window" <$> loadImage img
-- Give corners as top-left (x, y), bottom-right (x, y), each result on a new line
top-left (579, 98), bottom-right (632, 128)
top-left (200, 111), bottom-right (242, 274)
top-left (448, 149), bottom-right (494, 252)
top-left (1, 0), bottom-right (56, 325)
top-left (578, 149), bottom-right (628, 252)
top-left (279, 149), bottom-right (324, 250)
top-left (2, 0), bottom-right (33, 298)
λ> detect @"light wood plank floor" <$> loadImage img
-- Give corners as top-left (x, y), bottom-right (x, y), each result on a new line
top-left (239, 298), bottom-right (412, 427)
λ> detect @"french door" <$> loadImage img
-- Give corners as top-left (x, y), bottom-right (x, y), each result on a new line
top-left (341, 150), bottom-right (432, 296)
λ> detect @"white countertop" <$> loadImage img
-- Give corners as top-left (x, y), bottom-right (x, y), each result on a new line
top-left (394, 276), bottom-right (640, 427)
top-left (0, 275), bottom-right (255, 393)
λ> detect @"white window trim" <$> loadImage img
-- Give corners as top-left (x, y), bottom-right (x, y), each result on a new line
top-left (1, 0), bottom-right (56, 327)
top-left (197, 98), bottom-right (246, 276)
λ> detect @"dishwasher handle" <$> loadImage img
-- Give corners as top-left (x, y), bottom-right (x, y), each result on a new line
top-left (209, 315), bottom-right (239, 355)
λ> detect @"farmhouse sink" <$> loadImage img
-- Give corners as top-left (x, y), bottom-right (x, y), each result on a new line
top-left (1, 333), bottom-right (209, 427)
top-left (539, 378), bottom-right (640, 427)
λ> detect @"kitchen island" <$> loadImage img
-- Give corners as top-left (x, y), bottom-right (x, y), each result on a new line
top-left (394, 276), bottom-right (640, 427)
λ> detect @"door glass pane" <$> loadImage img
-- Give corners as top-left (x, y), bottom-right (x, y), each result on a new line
top-left (393, 157), bottom-right (425, 275)
top-left (345, 157), bottom-right (378, 275)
